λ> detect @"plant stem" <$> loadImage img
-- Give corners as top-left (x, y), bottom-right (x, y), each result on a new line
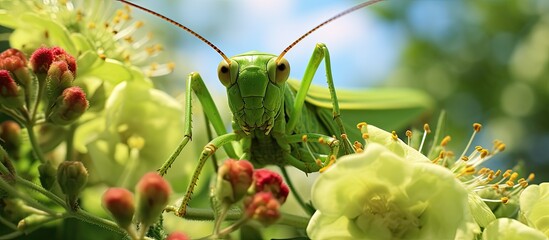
top-left (15, 175), bottom-right (65, 207)
top-left (279, 212), bottom-right (310, 229)
top-left (0, 177), bottom-right (57, 215)
top-left (25, 124), bottom-right (46, 163)
top-left (165, 206), bottom-right (242, 221)
top-left (65, 209), bottom-right (127, 236)
top-left (64, 123), bottom-right (78, 161)
top-left (199, 217), bottom-right (249, 240)
top-left (280, 167), bottom-right (314, 216)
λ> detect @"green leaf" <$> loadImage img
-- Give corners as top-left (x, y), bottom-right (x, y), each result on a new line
top-left (0, 10), bottom-right (17, 28)
top-left (20, 12), bottom-right (76, 54)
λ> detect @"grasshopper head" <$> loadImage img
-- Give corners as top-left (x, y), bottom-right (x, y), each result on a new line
top-left (218, 52), bottom-right (290, 135)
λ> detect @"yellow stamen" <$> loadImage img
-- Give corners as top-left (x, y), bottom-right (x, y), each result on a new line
top-left (501, 197), bottom-right (509, 204)
top-left (406, 130), bottom-right (412, 146)
top-left (357, 122), bottom-right (367, 129)
top-left (473, 123), bottom-right (482, 132)
top-left (441, 135), bottom-right (451, 147)
top-left (480, 149), bottom-right (489, 158)
top-left (391, 131), bottom-right (398, 141)
top-left (423, 123), bottom-right (431, 133)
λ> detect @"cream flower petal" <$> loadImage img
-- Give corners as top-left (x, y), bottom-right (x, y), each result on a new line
top-left (308, 142), bottom-right (476, 240)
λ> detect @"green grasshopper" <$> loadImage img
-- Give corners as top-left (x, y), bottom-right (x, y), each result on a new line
top-left (119, 0), bottom-right (432, 217)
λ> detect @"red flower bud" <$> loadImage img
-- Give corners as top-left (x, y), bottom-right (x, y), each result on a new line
top-left (0, 70), bottom-right (23, 108)
top-left (45, 61), bottom-right (74, 102)
top-left (166, 232), bottom-right (190, 240)
top-left (0, 49), bottom-right (27, 72)
top-left (216, 159), bottom-right (254, 204)
top-left (244, 192), bottom-right (281, 226)
top-left (1, 48), bottom-right (31, 86)
top-left (29, 47), bottom-right (54, 74)
top-left (51, 47), bottom-right (76, 74)
top-left (102, 188), bottom-right (135, 229)
top-left (135, 172), bottom-right (171, 226)
top-left (47, 87), bottom-right (89, 125)
top-left (253, 169), bottom-right (289, 204)
top-left (0, 70), bottom-right (19, 98)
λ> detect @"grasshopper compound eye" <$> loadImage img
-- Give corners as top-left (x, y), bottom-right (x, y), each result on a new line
top-left (217, 59), bottom-right (238, 87)
top-left (267, 57), bottom-right (290, 85)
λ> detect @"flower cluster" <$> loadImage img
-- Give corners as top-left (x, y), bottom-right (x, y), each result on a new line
top-left (213, 159), bottom-right (289, 236)
top-left (102, 172), bottom-right (176, 240)
top-left (0, 47), bottom-right (89, 126)
top-left (307, 122), bottom-right (545, 239)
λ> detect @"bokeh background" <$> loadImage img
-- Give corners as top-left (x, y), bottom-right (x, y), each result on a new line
top-left (127, 0), bottom-right (549, 182)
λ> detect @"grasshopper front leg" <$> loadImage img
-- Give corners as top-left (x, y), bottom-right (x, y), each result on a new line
top-left (286, 43), bottom-right (354, 155)
top-left (176, 132), bottom-right (240, 217)
top-left (158, 72), bottom-right (239, 176)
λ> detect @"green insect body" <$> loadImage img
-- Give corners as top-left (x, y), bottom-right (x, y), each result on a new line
top-left (119, 0), bottom-right (432, 217)
top-left (219, 51), bottom-right (338, 170)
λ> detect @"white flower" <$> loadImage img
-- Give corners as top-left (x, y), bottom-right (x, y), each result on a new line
top-left (307, 142), bottom-right (477, 239)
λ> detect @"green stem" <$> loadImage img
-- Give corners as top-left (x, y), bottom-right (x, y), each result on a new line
top-left (25, 124), bottom-right (46, 163)
top-left (65, 209), bottom-right (127, 236)
top-left (0, 230), bottom-right (24, 240)
top-left (0, 171), bottom-right (126, 236)
top-left (0, 176), bottom-right (57, 215)
top-left (165, 206), bottom-right (242, 221)
top-left (165, 206), bottom-right (308, 228)
top-left (213, 204), bottom-right (229, 234)
top-left (0, 107), bottom-right (26, 125)
top-left (280, 167), bottom-right (314, 216)
top-left (15, 175), bottom-right (65, 207)
top-left (64, 123), bottom-right (78, 161)
top-left (30, 75), bottom-right (46, 123)
top-left (279, 212), bottom-right (310, 229)
top-left (0, 216), bottom-right (17, 230)
top-left (118, 148), bottom-right (140, 188)
top-left (199, 217), bottom-right (249, 240)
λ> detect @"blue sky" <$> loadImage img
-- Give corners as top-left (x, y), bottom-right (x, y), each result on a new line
top-left (128, 0), bottom-right (406, 93)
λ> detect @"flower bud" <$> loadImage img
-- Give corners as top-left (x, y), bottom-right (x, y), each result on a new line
top-left (38, 162), bottom-right (57, 190)
top-left (17, 214), bottom-right (56, 234)
top-left (2, 198), bottom-right (32, 221)
top-left (30, 47), bottom-right (76, 87)
top-left (0, 70), bottom-right (23, 108)
top-left (166, 232), bottom-right (190, 240)
top-left (47, 87), bottom-right (89, 125)
top-left (29, 47), bottom-right (54, 74)
top-left (0, 49), bottom-right (27, 67)
top-left (0, 48), bottom-right (30, 86)
top-left (0, 120), bottom-right (22, 157)
top-left (253, 169), bottom-right (289, 204)
top-left (51, 47), bottom-right (77, 75)
top-left (243, 192), bottom-right (281, 227)
top-left (102, 188), bottom-right (135, 229)
top-left (216, 159), bottom-right (254, 205)
top-left (45, 61), bottom-right (75, 102)
top-left (135, 172), bottom-right (171, 226)
top-left (57, 161), bottom-right (88, 210)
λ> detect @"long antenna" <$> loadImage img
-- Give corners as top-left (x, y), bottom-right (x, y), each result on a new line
top-left (276, 0), bottom-right (385, 63)
top-left (118, 0), bottom-right (231, 64)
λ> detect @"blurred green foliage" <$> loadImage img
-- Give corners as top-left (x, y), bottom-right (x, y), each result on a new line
top-left (377, 0), bottom-right (549, 181)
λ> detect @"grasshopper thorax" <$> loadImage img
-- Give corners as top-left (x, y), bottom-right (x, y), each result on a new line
top-left (217, 52), bottom-right (290, 135)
